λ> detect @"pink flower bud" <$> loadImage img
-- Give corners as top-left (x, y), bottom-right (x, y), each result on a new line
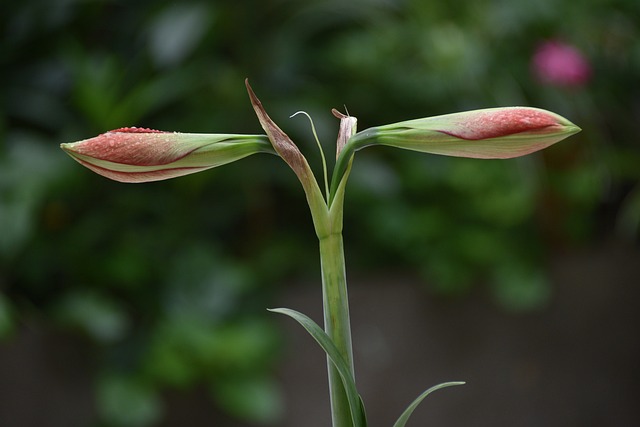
top-left (532, 40), bottom-right (591, 87)
top-left (60, 127), bottom-right (273, 183)
top-left (348, 107), bottom-right (580, 159)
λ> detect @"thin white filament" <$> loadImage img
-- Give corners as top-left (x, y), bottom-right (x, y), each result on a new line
top-left (290, 111), bottom-right (330, 201)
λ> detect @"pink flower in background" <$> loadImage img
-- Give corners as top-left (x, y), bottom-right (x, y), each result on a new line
top-left (532, 40), bottom-right (591, 87)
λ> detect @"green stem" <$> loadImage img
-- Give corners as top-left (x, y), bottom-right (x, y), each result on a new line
top-left (319, 230), bottom-right (355, 427)
top-left (316, 116), bottom-right (357, 426)
top-left (247, 84), bottom-right (359, 425)
top-left (302, 109), bottom-right (358, 427)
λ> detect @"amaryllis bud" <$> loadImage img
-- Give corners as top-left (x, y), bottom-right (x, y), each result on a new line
top-left (60, 127), bottom-right (274, 183)
top-left (346, 107), bottom-right (580, 159)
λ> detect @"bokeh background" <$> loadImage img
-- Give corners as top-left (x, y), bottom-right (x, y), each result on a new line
top-left (1, 0), bottom-right (639, 426)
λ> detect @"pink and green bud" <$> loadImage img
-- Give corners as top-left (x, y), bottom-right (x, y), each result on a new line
top-left (347, 107), bottom-right (580, 159)
top-left (60, 127), bottom-right (274, 183)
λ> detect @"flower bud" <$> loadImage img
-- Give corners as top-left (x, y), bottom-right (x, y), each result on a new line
top-left (60, 127), bottom-right (274, 183)
top-left (347, 107), bottom-right (580, 159)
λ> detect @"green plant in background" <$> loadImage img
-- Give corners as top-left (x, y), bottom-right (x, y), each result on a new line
top-left (4, 0), bottom-right (640, 425)
top-left (61, 80), bottom-right (579, 426)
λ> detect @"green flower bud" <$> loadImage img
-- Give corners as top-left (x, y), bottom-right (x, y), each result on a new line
top-left (348, 107), bottom-right (580, 159)
top-left (60, 127), bottom-right (274, 183)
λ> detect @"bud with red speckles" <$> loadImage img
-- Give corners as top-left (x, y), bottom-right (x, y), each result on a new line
top-left (345, 107), bottom-right (580, 159)
top-left (60, 127), bottom-right (274, 183)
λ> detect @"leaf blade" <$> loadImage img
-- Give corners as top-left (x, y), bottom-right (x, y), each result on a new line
top-left (269, 307), bottom-right (365, 427)
top-left (393, 381), bottom-right (465, 427)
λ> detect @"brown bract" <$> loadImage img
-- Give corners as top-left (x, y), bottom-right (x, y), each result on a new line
top-left (245, 79), bottom-right (313, 186)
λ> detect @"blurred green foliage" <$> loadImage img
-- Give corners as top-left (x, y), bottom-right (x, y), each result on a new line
top-left (1, 0), bottom-right (639, 425)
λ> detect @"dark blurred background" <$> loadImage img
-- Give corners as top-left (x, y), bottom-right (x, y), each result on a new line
top-left (1, 0), bottom-right (639, 426)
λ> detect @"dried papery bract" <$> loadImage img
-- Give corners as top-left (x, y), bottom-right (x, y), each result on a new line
top-left (60, 127), bottom-right (275, 183)
top-left (245, 79), bottom-right (329, 236)
top-left (245, 80), bottom-right (315, 186)
top-left (332, 109), bottom-right (357, 160)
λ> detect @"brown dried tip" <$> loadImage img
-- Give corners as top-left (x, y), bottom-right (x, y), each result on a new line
top-left (245, 79), bottom-right (309, 180)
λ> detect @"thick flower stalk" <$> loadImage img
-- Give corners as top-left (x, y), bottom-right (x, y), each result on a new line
top-left (246, 80), bottom-right (358, 427)
top-left (60, 127), bottom-right (274, 183)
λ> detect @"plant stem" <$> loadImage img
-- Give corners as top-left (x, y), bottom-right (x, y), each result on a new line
top-left (319, 230), bottom-right (355, 427)
top-left (302, 109), bottom-right (358, 426)
top-left (315, 111), bottom-right (359, 427)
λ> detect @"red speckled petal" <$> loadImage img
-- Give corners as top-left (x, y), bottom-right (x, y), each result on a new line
top-left (440, 108), bottom-right (561, 140)
top-left (110, 127), bottom-right (167, 134)
top-left (68, 132), bottom-right (188, 166)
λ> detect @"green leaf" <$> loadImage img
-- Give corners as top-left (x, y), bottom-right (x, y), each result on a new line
top-left (393, 381), bottom-right (465, 427)
top-left (97, 374), bottom-right (162, 427)
top-left (213, 375), bottom-right (284, 424)
top-left (54, 290), bottom-right (130, 343)
top-left (358, 395), bottom-right (368, 427)
top-left (0, 293), bottom-right (14, 339)
top-left (268, 307), bottom-right (366, 427)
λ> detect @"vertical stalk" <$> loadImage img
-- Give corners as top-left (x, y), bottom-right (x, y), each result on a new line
top-left (318, 110), bottom-right (358, 427)
top-left (319, 230), bottom-right (354, 427)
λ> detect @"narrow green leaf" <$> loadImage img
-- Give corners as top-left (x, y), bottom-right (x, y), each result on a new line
top-left (358, 394), bottom-right (368, 427)
top-left (268, 307), bottom-right (365, 427)
top-left (393, 381), bottom-right (465, 427)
